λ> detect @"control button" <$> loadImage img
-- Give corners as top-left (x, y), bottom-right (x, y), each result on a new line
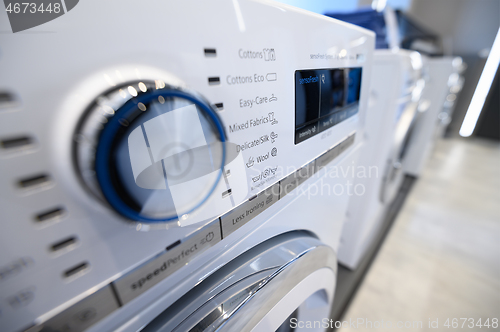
top-left (348, 133), bottom-right (356, 145)
top-left (113, 221), bottom-right (221, 304)
top-left (338, 140), bottom-right (347, 154)
top-left (220, 183), bottom-right (279, 237)
top-left (337, 110), bottom-right (348, 123)
top-left (318, 113), bottom-right (338, 133)
top-left (295, 122), bottom-right (318, 144)
top-left (338, 135), bottom-right (352, 154)
top-left (316, 144), bottom-right (340, 170)
top-left (337, 134), bottom-right (356, 155)
top-left (279, 161), bottom-right (316, 198)
top-left (279, 172), bottom-right (299, 198)
top-left (297, 161), bottom-right (317, 187)
top-left (34, 286), bottom-right (119, 332)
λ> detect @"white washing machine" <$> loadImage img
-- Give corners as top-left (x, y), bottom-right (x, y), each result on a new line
top-left (0, 1), bottom-right (374, 331)
top-left (404, 56), bottom-right (463, 177)
top-left (435, 57), bottom-right (465, 139)
top-left (338, 49), bottom-right (424, 270)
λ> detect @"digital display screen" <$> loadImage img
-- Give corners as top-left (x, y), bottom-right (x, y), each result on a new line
top-left (295, 67), bottom-right (362, 144)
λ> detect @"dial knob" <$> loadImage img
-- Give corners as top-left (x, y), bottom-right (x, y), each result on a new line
top-left (74, 81), bottom-right (227, 223)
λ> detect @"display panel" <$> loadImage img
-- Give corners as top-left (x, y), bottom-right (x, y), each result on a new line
top-left (295, 67), bottom-right (362, 144)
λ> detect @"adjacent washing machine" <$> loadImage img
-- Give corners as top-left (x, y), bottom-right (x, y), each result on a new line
top-left (404, 56), bottom-right (463, 177)
top-left (338, 49), bottom-right (424, 270)
top-left (0, 1), bottom-right (374, 331)
top-left (434, 57), bottom-right (465, 139)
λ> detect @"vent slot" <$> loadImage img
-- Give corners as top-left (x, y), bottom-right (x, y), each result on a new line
top-left (63, 262), bottom-right (89, 278)
top-left (208, 77), bottom-right (220, 85)
top-left (1, 136), bottom-right (34, 150)
top-left (166, 240), bottom-right (181, 251)
top-left (0, 91), bottom-right (18, 108)
top-left (204, 48), bottom-right (217, 57)
top-left (35, 207), bottom-right (65, 223)
top-left (18, 174), bottom-right (50, 189)
top-left (51, 237), bottom-right (78, 252)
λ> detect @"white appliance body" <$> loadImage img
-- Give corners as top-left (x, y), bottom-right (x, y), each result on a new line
top-left (0, 1), bottom-right (374, 332)
top-left (338, 49), bottom-right (423, 270)
top-left (404, 56), bottom-right (461, 177)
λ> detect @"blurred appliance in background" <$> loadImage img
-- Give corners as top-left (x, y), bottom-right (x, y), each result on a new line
top-left (395, 10), bottom-right (442, 55)
top-left (325, 7), bottom-right (465, 181)
top-left (0, 1), bottom-right (374, 331)
top-left (436, 58), bottom-right (466, 138)
top-left (326, 8), bottom-right (442, 55)
top-left (326, 9), bottom-right (390, 49)
top-left (404, 57), bottom-right (465, 177)
top-left (338, 49), bottom-right (424, 270)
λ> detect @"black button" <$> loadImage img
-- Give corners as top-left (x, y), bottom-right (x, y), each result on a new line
top-left (295, 122), bottom-right (319, 144)
top-left (318, 113), bottom-right (338, 132)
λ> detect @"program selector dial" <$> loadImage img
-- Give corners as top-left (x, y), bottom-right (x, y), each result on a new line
top-left (74, 81), bottom-right (230, 223)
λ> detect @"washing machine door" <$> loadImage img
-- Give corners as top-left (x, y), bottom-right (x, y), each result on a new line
top-left (142, 232), bottom-right (337, 332)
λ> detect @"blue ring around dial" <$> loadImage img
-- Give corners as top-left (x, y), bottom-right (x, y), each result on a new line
top-left (94, 89), bottom-right (227, 223)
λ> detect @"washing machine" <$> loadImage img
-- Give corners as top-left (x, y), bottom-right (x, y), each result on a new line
top-left (0, 1), bottom-right (374, 331)
top-left (338, 49), bottom-right (424, 270)
top-left (435, 57), bottom-right (465, 139)
top-left (404, 56), bottom-right (463, 177)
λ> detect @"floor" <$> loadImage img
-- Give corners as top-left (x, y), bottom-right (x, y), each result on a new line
top-left (338, 137), bottom-right (500, 331)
